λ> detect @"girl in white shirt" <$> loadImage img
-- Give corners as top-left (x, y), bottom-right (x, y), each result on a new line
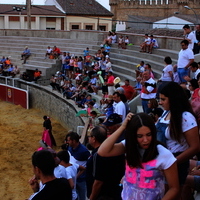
top-left (98, 113), bottom-right (179, 200)
top-left (159, 82), bottom-right (199, 197)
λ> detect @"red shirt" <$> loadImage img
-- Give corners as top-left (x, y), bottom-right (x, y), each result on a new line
top-left (107, 75), bottom-right (114, 85)
top-left (34, 71), bottom-right (41, 77)
top-left (53, 47), bottom-right (61, 54)
top-left (122, 85), bottom-right (135, 100)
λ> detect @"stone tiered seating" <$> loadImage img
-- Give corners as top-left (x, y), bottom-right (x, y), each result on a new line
top-left (108, 44), bottom-right (179, 84)
top-left (0, 36), bottom-right (100, 84)
top-left (0, 36), bottom-right (180, 87)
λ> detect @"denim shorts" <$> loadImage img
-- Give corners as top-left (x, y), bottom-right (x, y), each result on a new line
top-left (177, 68), bottom-right (189, 83)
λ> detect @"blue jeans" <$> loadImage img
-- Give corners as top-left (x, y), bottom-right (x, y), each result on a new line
top-left (177, 68), bottom-right (189, 83)
top-left (76, 180), bottom-right (86, 200)
top-left (155, 121), bottom-right (168, 145)
top-left (155, 111), bottom-right (169, 145)
top-left (142, 99), bottom-right (149, 113)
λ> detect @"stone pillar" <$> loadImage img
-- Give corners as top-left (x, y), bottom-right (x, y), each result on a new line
top-left (20, 15), bottom-right (24, 29)
top-left (56, 18), bottom-right (61, 30)
top-left (35, 16), bottom-right (40, 29)
top-left (4, 16), bottom-right (9, 29)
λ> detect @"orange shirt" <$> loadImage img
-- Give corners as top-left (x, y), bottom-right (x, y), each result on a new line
top-left (5, 60), bottom-right (11, 65)
top-left (34, 71), bottom-right (41, 77)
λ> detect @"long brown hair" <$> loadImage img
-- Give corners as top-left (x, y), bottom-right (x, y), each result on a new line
top-left (125, 113), bottom-right (158, 168)
top-left (160, 82), bottom-right (195, 142)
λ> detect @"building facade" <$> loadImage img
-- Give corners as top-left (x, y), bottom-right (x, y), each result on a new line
top-left (0, 0), bottom-right (113, 31)
top-left (0, 5), bottom-right (65, 30)
top-left (110, 0), bottom-right (200, 23)
top-left (46, 0), bottom-right (113, 31)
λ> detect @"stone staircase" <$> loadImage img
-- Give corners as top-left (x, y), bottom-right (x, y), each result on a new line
top-left (0, 36), bottom-right (182, 87)
top-left (0, 36), bottom-right (100, 84)
top-left (1, 35), bottom-right (200, 112)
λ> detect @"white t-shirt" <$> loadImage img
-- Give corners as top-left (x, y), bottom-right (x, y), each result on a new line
top-left (165, 111), bottom-right (197, 153)
top-left (46, 48), bottom-right (52, 53)
top-left (61, 55), bottom-right (67, 64)
top-left (125, 39), bottom-right (129, 44)
top-left (114, 101), bottom-right (126, 121)
top-left (105, 62), bottom-right (112, 72)
top-left (111, 35), bottom-right (117, 43)
top-left (54, 164), bottom-right (67, 178)
top-left (177, 48), bottom-right (194, 69)
top-left (140, 77), bottom-right (156, 99)
top-left (138, 65), bottom-right (145, 73)
top-left (160, 64), bottom-right (173, 81)
top-left (65, 165), bottom-right (78, 200)
top-left (151, 38), bottom-right (158, 47)
top-left (185, 32), bottom-right (196, 50)
top-left (120, 142), bottom-right (176, 200)
top-left (145, 37), bottom-right (151, 45)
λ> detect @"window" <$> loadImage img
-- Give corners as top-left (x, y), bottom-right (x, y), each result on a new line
top-left (85, 25), bottom-right (93, 30)
top-left (9, 16), bottom-right (20, 21)
top-left (46, 28), bottom-right (55, 30)
top-left (99, 25), bottom-right (106, 31)
top-left (72, 25), bottom-right (79, 29)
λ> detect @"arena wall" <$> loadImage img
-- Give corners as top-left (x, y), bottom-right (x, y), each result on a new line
top-left (0, 77), bottom-right (85, 131)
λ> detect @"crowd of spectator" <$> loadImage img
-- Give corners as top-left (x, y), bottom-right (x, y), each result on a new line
top-left (0, 56), bottom-right (20, 77)
top-left (0, 28), bottom-right (199, 199)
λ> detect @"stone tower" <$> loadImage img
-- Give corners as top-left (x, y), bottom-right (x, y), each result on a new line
top-left (109, 0), bottom-right (200, 22)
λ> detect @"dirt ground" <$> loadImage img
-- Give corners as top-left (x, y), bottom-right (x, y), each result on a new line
top-left (0, 100), bottom-right (68, 200)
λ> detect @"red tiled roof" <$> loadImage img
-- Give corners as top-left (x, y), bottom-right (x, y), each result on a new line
top-left (0, 4), bottom-right (65, 16)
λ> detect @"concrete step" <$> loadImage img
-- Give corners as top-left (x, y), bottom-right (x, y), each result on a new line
top-left (0, 41), bottom-right (100, 50)
top-left (0, 46), bottom-right (99, 59)
top-left (111, 57), bottom-right (163, 75)
top-left (108, 44), bottom-right (179, 60)
top-left (0, 36), bottom-right (99, 45)
top-left (113, 63), bottom-right (162, 80)
top-left (110, 50), bottom-right (178, 66)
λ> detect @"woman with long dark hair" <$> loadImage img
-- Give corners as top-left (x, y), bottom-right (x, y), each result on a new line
top-left (159, 82), bottom-right (199, 190)
top-left (98, 112), bottom-right (179, 200)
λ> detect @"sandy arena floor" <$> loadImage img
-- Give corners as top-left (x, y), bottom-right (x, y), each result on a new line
top-left (0, 100), bottom-right (68, 200)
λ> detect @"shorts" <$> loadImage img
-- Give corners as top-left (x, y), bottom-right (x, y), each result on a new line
top-left (64, 64), bottom-right (70, 70)
top-left (177, 68), bottom-right (189, 83)
top-left (69, 66), bottom-right (74, 71)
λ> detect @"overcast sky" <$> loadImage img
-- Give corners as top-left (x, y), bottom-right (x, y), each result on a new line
top-left (0, 0), bottom-right (110, 10)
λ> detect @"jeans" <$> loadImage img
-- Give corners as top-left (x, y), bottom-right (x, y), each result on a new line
top-left (177, 68), bottom-right (189, 83)
top-left (142, 99), bottom-right (148, 113)
top-left (155, 121), bottom-right (168, 145)
top-left (76, 180), bottom-right (86, 200)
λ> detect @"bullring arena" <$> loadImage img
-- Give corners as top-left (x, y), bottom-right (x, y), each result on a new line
top-left (0, 29), bottom-right (200, 199)
top-left (0, 100), bottom-right (68, 199)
